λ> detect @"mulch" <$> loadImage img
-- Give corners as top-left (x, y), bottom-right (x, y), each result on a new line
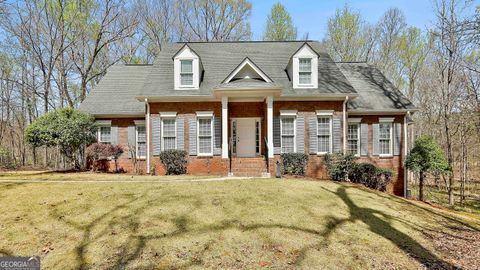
top-left (424, 224), bottom-right (480, 270)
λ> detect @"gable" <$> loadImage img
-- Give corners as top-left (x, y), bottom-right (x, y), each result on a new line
top-left (223, 57), bottom-right (272, 84)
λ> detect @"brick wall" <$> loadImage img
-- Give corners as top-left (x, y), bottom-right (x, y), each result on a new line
top-left (149, 102), bottom-right (227, 176)
top-left (95, 100), bottom-right (406, 196)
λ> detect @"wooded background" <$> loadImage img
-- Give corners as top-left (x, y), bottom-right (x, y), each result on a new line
top-left (0, 0), bottom-right (478, 204)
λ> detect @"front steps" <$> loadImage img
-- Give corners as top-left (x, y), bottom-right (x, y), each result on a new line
top-left (229, 157), bottom-right (270, 177)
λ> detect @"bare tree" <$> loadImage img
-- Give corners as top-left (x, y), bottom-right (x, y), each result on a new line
top-left (69, 0), bottom-right (138, 102)
top-left (177, 0), bottom-right (252, 41)
top-left (432, 0), bottom-right (469, 206)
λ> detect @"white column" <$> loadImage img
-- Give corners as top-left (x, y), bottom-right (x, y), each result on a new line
top-left (266, 96), bottom-right (274, 158)
top-left (145, 98), bottom-right (150, 173)
top-left (221, 96), bottom-right (228, 158)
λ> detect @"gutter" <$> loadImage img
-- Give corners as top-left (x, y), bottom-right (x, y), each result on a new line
top-left (146, 98), bottom-right (150, 174)
top-left (343, 96), bottom-right (349, 153)
top-left (404, 111), bottom-right (410, 198)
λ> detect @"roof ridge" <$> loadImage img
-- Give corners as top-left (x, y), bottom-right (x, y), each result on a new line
top-left (175, 40), bottom-right (317, 44)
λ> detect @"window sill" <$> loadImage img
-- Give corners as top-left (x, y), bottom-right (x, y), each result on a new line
top-left (136, 157), bottom-right (146, 161)
top-left (197, 154), bottom-right (213, 157)
top-left (176, 86), bottom-right (197, 90)
top-left (379, 154), bottom-right (393, 159)
top-left (295, 84), bottom-right (315, 89)
top-left (316, 152), bottom-right (330, 156)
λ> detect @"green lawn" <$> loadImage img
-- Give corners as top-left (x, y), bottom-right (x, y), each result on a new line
top-left (0, 170), bottom-right (217, 181)
top-left (0, 175), bottom-right (478, 269)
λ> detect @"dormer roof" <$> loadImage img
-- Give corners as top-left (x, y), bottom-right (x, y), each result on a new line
top-left (222, 57), bottom-right (272, 84)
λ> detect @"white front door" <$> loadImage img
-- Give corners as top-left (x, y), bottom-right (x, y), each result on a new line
top-left (233, 118), bottom-right (256, 157)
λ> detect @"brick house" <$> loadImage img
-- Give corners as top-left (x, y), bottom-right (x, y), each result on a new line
top-left (80, 41), bottom-right (416, 196)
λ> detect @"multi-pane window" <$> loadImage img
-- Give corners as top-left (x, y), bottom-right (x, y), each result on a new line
top-left (299, 58), bottom-right (312, 85)
top-left (379, 123), bottom-right (392, 155)
top-left (198, 118), bottom-right (213, 155)
top-left (317, 117), bottom-right (331, 153)
top-left (162, 118), bottom-right (176, 150)
top-left (347, 123), bottom-right (360, 155)
top-left (281, 117), bottom-right (295, 153)
top-left (98, 126), bottom-right (111, 144)
top-left (136, 126), bottom-right (146, 158)
top-left (180, 60), bottom-right (193, 86)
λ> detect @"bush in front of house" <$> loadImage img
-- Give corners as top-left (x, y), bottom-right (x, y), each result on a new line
top-left (159, 149), bottom-right (188, 175)
top-left (323, 152), bottom-right (357, 181)
top-left (25, 108), bottom-right (97, 169)
top-left (349, 163), bottom-right (393, 191)
top-left (86, 143), bottom-right (124, 172)
top-left (281, 153), bottom-right (309, 176)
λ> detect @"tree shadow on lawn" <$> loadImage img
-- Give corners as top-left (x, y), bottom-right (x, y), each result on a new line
top-left (320, 186), bottom-right (456, 269)
top-left (48, 185), bottom-right (457, 269)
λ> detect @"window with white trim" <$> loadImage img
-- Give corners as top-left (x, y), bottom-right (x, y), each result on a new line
top-left (281, 117), bottom-right (295, 153)
top-left (347, 123), bottom-right (360, 155)
top-left (136, 126), bottom-right (146, 159)
top-left (98, 126), bottom-right (111, 144)
top-left (317, 116), bottom-right (332, 154)
top-left (198, 117), bottom-right (213, 155)
top-left (162, 118), bottom-right (176, 150)
top-left (379, 122), bottom-right (392, 155)
top-left (180, 60), bottom-right (193, 86)
top-left (299, 58), bottom-right (312, 85)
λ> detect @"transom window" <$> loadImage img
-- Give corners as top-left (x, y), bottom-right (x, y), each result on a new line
top-left (317, 117), bottom-right (332, 154)
top-left (180, 60), bottom-right (193, 86)
top-left (281, 117), bottom-right (295, 153)
top-left (299, 58), bottom-right (312, 85)
top-left (379, 123), bottom-right (392, 155)
top-left (136, 126), bottom-right (146, 159)
top-left (347, 123), bottom-right (360, 155)
top-left (162, 118), bottom-right (176, 151)
top-left (98, 126), bottom-right (111, 144)
top-left (198, 118), bottom-right (213, 155)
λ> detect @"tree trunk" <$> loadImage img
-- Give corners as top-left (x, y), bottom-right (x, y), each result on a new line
top-left (419, 172), bottom-right (425, 201)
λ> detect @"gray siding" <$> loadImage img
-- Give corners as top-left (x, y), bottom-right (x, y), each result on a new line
top-left (188, 118), bottom-right (197, 155)
top-left (111, 126), bottom-right (118, 145)
top-left (296, 115), bottom-right (305, 153)
top-left (394, 123), bottom-right (401, 156)
top-left (309, 116), bottom-right (317, 154)
top-left (360, 123), bottom-right (368, 156)
top-left (372, 123), bottom-right (379, 156)
top-left (273, 116), bottom-right (281, 154)
top-left (176, 117), bottom-right (184, 150)
top-left (214, 117), bottom-right (221, 155)
top-left (152, 115), bottom-right (161, 155)
top-left (127, 125), bottom-right (135, 158)
top-left (332, 116), bottom-right (342, 153)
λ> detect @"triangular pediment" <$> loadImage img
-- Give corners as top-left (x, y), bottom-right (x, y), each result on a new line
top-left (223, 57), bottom-right (272, 84)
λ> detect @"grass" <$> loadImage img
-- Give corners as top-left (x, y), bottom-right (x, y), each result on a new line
top-left (410, 182), bottom-right (480, 218)
top-left (0, 175), bottom-right (479, 269)
top-left (0, 170), bottom-right (217, 181)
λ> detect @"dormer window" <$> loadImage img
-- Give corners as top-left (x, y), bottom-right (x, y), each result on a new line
top-left (299, 58), bottom-right (312, 85)
top-left (288, 43), bottom-right (319, 89)
top-left (180, 60), bottom-right (193, 86)
top-left (174, 44), bottom-right (202, 90)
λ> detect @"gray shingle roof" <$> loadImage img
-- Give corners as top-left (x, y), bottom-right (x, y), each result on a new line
top-left (337, 62), bottom-right (417, 112)
top-left (79, 42), bottom-right (416, 116)
top-left (79, 65), bottom-right (151, 116)
top-left (139, 41), bottom-right (357, 98)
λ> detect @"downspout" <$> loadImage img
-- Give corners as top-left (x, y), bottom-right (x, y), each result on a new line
top-left (404, 111), bottom-right (410, 198)
top-left (342, 96), bottom-right (349, 153)
top-left (146, 98), bottom-right (150, 174)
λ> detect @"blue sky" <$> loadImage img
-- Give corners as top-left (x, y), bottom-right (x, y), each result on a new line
top-left (250, 0), bottom-right (478, 40)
